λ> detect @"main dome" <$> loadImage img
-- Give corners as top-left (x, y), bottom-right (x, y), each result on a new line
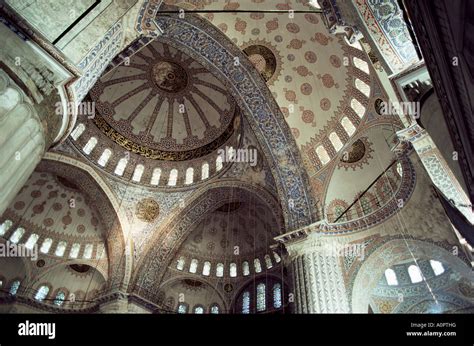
top-left (89, 40), bottom-right (236, 156)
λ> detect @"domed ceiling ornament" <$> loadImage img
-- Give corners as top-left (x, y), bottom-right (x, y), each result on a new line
top-left (241, 39), bottom-right (282, 85)
top-left (136, 198), bottom-right (160, 223)
top-left (88, 40), bottom-right (237, 161)
top-left (338, 137), bottom-right (374, 171)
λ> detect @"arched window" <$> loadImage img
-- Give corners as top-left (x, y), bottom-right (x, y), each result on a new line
top-left (69, 243), bottom-right (80, 259)
top-left (193, 306), bottom-right (204, 314)
top-left (201, 163), bottom-right (209, 180)
top-left (230, 263), bottom-right (237, 277)
top-left (242, 261), bottom-right (250, 276)
top-left (316, 145), bottom-right (330, 165)
top-left (273, 283), bottom-right (282, 309)
top-left (9, 280), bottom-right (20, 296)
top-left (355, 78), bottom-right (371, 97)
top-left (168, 169), bottom-right (178, 186)
top-left (0, 219), bottom-right (13, 236)
top-left (256, 283), bottom-right (266, 312)
top-left (210, 304), bottom-right (219, 314)
top-left (351, 99), bottom-right (366, 118)
top-left (97, 149), bottom-right (112, 167)
top-left (329, 132), bottom-right (344, 152)
top-left (189, 259), bottom-right (198, 273)
top-left (24, 233), bottom-right (39, 249)
top-left (9, 227), bottom-right (25, 244)
top-left (55, 241), bottom-right (67, 257)
top-left (216, 263), bottom-right (224, 277)
top-left (34, 285), bottom-right (49, 301)
top-left (177, 303), bottom-right (188, 314)
top-left (83, 137), bottom-right (97, 155)
top-left (384, 268), bottom-right (398, 286)
top-left (114, 157), bottom-right (128, 176)
top-left (176, 256), bottom-right (185, 271)
top-left (202, 261), bottom-right (211, 276)
top-left (185, 167), bottom-right (194, 185)
top-left (408, 265), bottom-right (423, 283)
top-left (83, 244), bottom-right (93, 259)
top-left (151, 168), bottom-right (161, 185)
top-left (273, 252), bottom-right (281, 263)
top-left (242, 291), bottom-right (250, 314)
top-left (264, 254), bottom-right (273, 269)
top-left (132, 164), bottom-right (144, 182)
top-left (429, 260), bottom-right (445, 276)
top-left (353, 57), bottom-right (370, 74)
top-left (347, 38), bottom-right (363, 50)
top-left (254, 258), bottom-right (262, 273)
top-left (53, 291), bottom-right (66, 306)
top-left (341, 116), bottom-right (356, 136)
top-left (40, 238), bottom-right (53, 254)
top-left (71, 123), bottom-right (85, 140)
top-left (216, 155), bottom-right (223, 171)
top-left (396, 162), bottom-right (403, 177)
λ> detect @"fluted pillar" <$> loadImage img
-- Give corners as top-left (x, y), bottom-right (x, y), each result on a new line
top-left (0, 70), bottom-right (45, 215)
top-left (282, 231), bottom-right (351, 313)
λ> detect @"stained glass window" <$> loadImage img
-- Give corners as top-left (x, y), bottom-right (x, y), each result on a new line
top-left (264, 254), bottom-right (273, 269)
top-left (0, 219), bottom-right (13, 236)
top-left (355, 78), bottom-right (370, 97)
top-left (341, 116), bottom-right (356, 136)
top-left (216, 155), bottom-right (223, 171)
top-left (71, 123), bottom-right (85, 140)
top-left (178, 303), bottom-right (188, 314)
top-left (216, 263), bottom-right (224, 277)
top-left (242, 261), bottom-right (250, 276)
top-left (168, 169), bottom-right (178, 186)
top-left (55, 241), bottom-right (67, 257)
top-left (34, 285), bottom-right (49, 301)
top-left (114, 157), bottom-right (128, 176)
top-left (429, 260), bottom-right (445, 276)
top-left (273, 252), bottom-right (281, 263)
top-left (40, 238), bottom-right (53, 254)
top-left (69, 243), bottom-right (80, 259)
top-left (201, 163), bottom-right (209, 180)
top-left (9, 227), bottom-right (25, 244)
top-left (408, 265), bottom-right (423, 283)
top-left (254, 258), bottom-right (262, 273)
top-left (194, 306), bottom-right (204, 314)
top-left (329, 132), bottom-right (343, 151)
top-left (210, 304), bottom-right (219, 314)
top-left (176, 257), bottom-right (185, 271)
top-left (351, 99), bottom-right (366, 118)
top-left (97, 149), bottom-right (112, 167)
top-left (83, 137), bottom-right (97, 155)
top-left (132, 164), bottom-right (145, 182)
top-left (189, 259), bottom-right (198, 273)
top-left (54, 291), bottom-right (66, 306)
top-left (9, 280), bottom-right (20, 295)
top-left (202, 261), bottom-right (211, 276)
top-left (273, 283), bottom-right (282, 309)
top-left (256, 283), bottom-right (266, 312)
top-left (185, 168), bottom-right (194, 185)
top-left (353, 57), bottom-right (369, 74)
top-left (230, 263), bottom-right (237, 277)
top-left (24, 233), bottom-right (39, 249)
top-left (384, 268), bottom-right (398, 286)
top-left (151, 168), bottom-right (161, 185)
top-left (242, 291), bottom-right (250, 314)
top-left (316, 145), bottom-right (330, 165)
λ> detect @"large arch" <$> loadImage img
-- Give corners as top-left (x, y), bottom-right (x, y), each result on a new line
top-left (131, 180), bottom-right (284, 301)
top-left (147, 7), bottom-right (316, 230)
top-left (37, 152), bottom-right (132, 291)
top-left (351, 238), bottom-right (473, 312)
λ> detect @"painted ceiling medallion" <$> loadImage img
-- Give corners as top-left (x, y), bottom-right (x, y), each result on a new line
top-left (151, 61), bottom-right (188, 93)
top-left (242, 40), bottom-right (282, 85)
top-left (338, 137), bottom-right (374, 170)
top-left (136, 198), bottom-right (160, 223)
top-left (89, 39), bottom-right (236, 159)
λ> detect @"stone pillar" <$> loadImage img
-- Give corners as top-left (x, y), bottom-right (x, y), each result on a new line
top-left (283, 232), bottom-right (351, 313)
top-left (0, 70), bottom-right (45, 215)
top-left (397, 124), bottom-right (473, 224)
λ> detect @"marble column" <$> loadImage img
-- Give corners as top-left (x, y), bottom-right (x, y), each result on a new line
top-left (0, 70), bottom-right (45, 216)
top-left (283, 232), bottom-right (351, 313)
